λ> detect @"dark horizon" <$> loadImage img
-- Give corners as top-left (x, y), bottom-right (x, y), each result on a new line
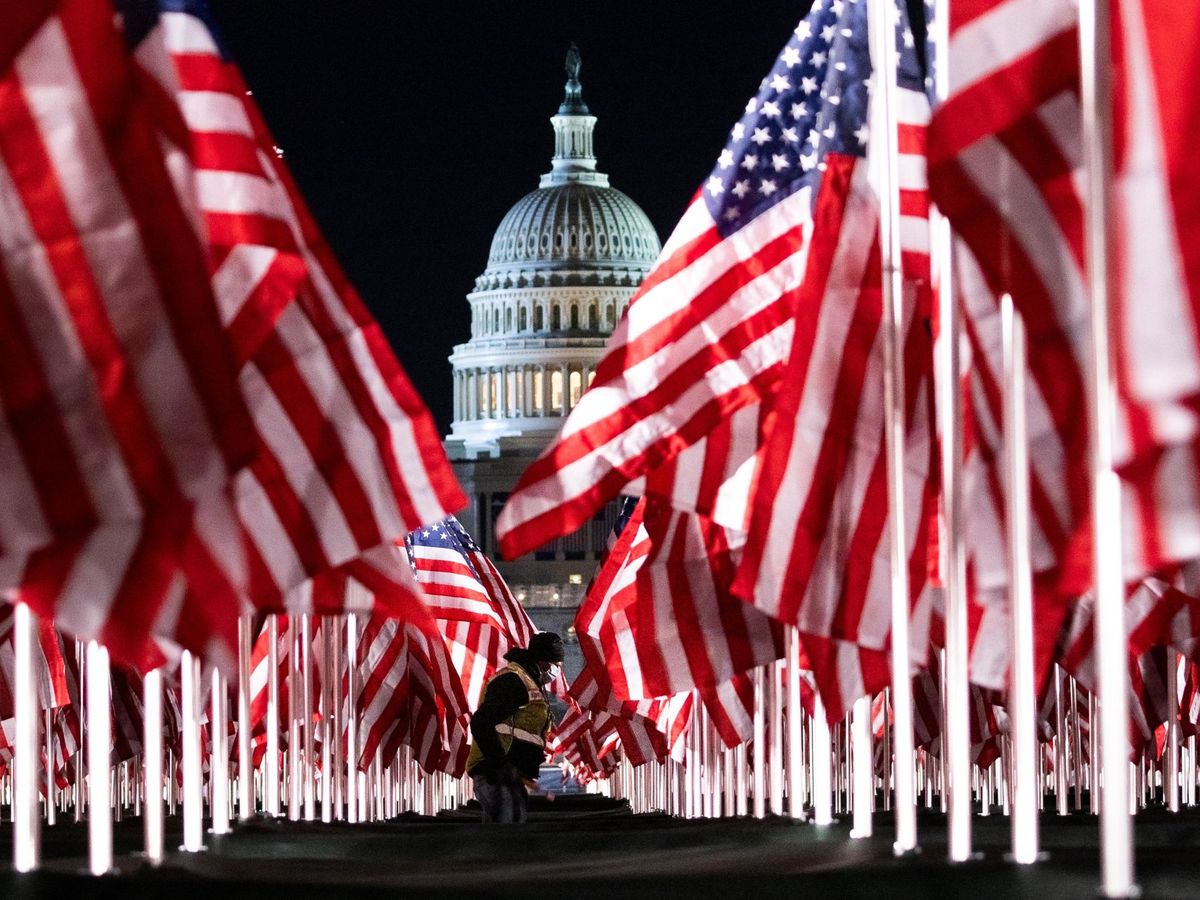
top-left (205, 2), bottom-right (810, 434)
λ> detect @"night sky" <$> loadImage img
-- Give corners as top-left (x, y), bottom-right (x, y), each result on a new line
top-left (203, 1), bottom-right (814, 434)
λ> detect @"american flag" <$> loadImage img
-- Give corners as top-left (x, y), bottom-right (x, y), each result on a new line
top-left (730, 0), bottom-right (937, 724)
top-left (303, 559), bottom-right (469, 776)
top-left (0, 0), bottom-right (258, 666)
top-left (928, 0), bottom-right (1200, 601)
top-left (495, 8), bottom-right (830, 560)
top-left (406, 517), bottom-right (541, 710)
top-left (575, 499), bottom-right (768, 704)
top-left (0, 606), bottom-right (70, 716)
top-left (119, 0), bottom-right (466, 665)
top-left (406, 522), bottom-right (507, 629)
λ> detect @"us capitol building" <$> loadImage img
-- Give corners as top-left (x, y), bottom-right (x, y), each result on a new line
top-left (443, 47), bottom-right (660, 673)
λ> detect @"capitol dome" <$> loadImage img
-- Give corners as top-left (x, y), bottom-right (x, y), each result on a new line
top-left (447, 45), bottom-right (661, 455)
top-left (478, 182), bottom-right (660, 291)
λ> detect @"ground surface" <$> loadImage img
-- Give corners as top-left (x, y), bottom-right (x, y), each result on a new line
top-left (1, 796), bottom-right (1199, 898)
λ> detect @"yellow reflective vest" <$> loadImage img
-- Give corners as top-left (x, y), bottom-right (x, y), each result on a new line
top-left (466, 661), bottom-right (551, 773)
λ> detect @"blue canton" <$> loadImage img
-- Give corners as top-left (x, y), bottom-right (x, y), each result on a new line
top-left (703, 0), bottom-right (925, 238)
top-left (405, 518), bottom-right (482, 580)
top-left (117, 0), bottom-right (231, 58)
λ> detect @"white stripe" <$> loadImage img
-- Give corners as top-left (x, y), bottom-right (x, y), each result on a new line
top-left (656, 197), bottom-right (716, 262)
top-left (897, 155), bottom-right (928, 191)
top-left (54, 525), bottom-right (142, 640)
top-left (178, 91), bottom-right (255, 138)
top-left (161, 11), bottom-right (221, 56)
top-left (212, 245), bottom-right (277, 326)
top-left (197, 169), bottom-right (289, 218)
top-left (237, 472), bottom-right (307, 595)
top-left (948, 0), bottom-right (1077, 97)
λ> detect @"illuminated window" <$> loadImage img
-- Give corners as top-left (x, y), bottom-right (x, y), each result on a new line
top-left (569, 369), bottom-right (582, 408)
top-left (551, 369), bottom-right (563, 411)
top-left (533, 369), bottom-right (544, 412)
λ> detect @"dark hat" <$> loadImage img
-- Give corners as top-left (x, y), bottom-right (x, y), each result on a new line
top-left (528, 632), bottom-right (565, 663)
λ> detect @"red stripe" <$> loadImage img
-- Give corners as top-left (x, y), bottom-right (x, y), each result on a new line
top-left (205, 211), bottom-right (300, 253)
top-left (61, 2), bottom-right (253, 472)
top-left (190, 130), bottom-right (265, 178)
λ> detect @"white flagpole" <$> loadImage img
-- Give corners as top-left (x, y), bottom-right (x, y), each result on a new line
top-left (13, 603), bottom-right (40, 872)
top-left (1167, 651), bottom-right (1180, 812)
top-left (143, 668), bottom-right (164, 864)
top-left (210, 669), bottom-right (230, 835)
top-left (811, 693), bottom-right (833, 826)
top-left (287, 618), bottom-right (301, 821)
top-left (74, 640), bottom-right (84, 824)
top-left (265, 615), bottom-right (281, 817)
top-left (321, 620), bottom-right (334, 823)
top-left (850, 694), bottom-right (873, 838)
top-left (735, 741), bottom-right (748, 817)
top-left (769, 660), bottom-right (784, 816)
top-left (302, 614), bottom-right (316, 820)
top-left (236, 615), bottom-right (253, 821)
top-left (44, 709), bottom-right (55, 828)
top-left (1079, 1), bottom-right (1135, 894)
top-left (869, 0), bottom-right (917, 855)
top-left (1002, 293), bottom-right (1040, 862)
top-left (333, 616), bottom-right (345, 820)
top-left (86, 641), bottom-right (112, 875)
top-left (1072, 678), bottom-right (1085, 811)
top-left (346, 613), bottom-right (360, 823)
top-left (752, 666), bottom-right (766, 819)
top-left (1055, 666), bottom-right (1070, 815)
top-left (930, 0), bottom-right (972, 862)
top-left (786, 627), bottom-right (804, 819)
top-left (181, 651), bottom-right (204, 852)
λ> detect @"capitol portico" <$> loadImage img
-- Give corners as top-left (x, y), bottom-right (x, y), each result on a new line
top-left (444, 46), bottom-right (660, 674)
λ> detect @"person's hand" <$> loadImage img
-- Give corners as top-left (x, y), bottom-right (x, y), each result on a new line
top-left (522, 777), bottom-right (539, 792)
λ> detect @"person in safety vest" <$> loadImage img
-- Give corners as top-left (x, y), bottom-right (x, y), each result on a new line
top-left (466, 631), bottom-right (564, 823)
